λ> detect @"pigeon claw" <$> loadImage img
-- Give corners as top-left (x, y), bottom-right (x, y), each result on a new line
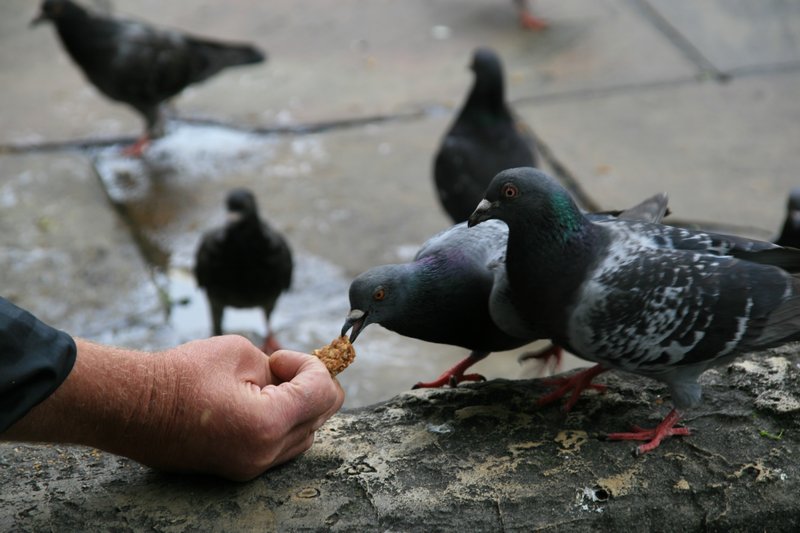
top-left (121, 135), bottom-right (151, 158)
top-left (605, 408), bottom-right (690, 455)
top-left (517, 344), bottom-right (563, 376)
top-left (413, 372), bottom-right (486, 390)
top-left (412, 352), bottom-right (490, 389)
top-left (536, 364), bottom-right (607, 412)
top-left (261, 333), bottom-right (281, 356)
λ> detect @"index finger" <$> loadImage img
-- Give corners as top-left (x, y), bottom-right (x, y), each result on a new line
top-left (268, 349), bottom-right (329, 383)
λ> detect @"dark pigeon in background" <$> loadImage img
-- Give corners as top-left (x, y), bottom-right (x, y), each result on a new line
top-left (32, 0), bottom-right (265, 156)
top-left (774, 187), bottom-right (800, 248)
top-left (340, 192), bottom-right (668, 389)
top-left (433, 47), bottom-right (537, 223)
top-left (469, 167), bottom-right (800, 454)
top-left (194, 188), bottom-right (292, 355)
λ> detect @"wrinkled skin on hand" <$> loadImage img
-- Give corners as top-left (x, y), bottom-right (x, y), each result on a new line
top-left (3, 336), bottom-right (345, 482)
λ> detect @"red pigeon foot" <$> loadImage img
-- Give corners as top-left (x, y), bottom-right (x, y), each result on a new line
top-left (121, 135), bottom-right (151, 158)
top-left (603, 408), bottom-right (691, 455)
top-left (517, 343), bottom-right (563, 376)
top-left (537, 364), bottom-right (607, 412)
top-left (412, 352), bottom-right (488, 389)
top-left (519, 11), bottom-right (548, 30)
top-left (261, 333), bottom-right (282, 356)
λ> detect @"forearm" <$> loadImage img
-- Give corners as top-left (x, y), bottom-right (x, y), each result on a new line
top-left (3, 335), bottom-right (345, 480)
top-left (2, 339), bottom-right (178, 459)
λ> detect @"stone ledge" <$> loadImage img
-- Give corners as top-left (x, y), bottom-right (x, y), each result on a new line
top-left (2, 347), bottom-right (799, 532)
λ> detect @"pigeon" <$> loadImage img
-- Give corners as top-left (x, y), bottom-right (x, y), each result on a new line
top-left (340, 192), bottom-right (668, 389)
top-left (774, 187), bottom-right (800, 248)
top-left (468, 167), bottom-right (800, 454)
top-left (194, 188), bottom-right (292, 355)
top-left (512, 0), bottom-right (548, 30)
top-left (32, 0), bottom-right (265, 156)
top-left (433, 47), bottom-right (537, 224)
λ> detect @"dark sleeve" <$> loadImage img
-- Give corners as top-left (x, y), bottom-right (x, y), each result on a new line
top-left (0, 297), bottom-right (77, 433)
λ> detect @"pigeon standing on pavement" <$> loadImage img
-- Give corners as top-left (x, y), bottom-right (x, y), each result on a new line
top-left (468, 167), bottom-right (800, 454)
top-left (340, 193), bottom-right (668, 389)
top-left (31, 0), bottom-right (265, 156)
top-left (774, 187), bottom-right (800, 248)
top-left (194, 188), bottom-right (292, 355)
top-left (433, 47), bottom-right (537, 223)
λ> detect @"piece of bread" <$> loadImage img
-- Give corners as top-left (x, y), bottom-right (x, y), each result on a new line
top-left (312, 336), bottom-right (356, 376)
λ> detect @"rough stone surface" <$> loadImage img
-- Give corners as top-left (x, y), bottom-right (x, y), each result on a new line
top-left (2, 348), bottom-right (800, 531)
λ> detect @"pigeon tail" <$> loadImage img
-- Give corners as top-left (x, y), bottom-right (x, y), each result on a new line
top-left (752, 289), bottom-right (800, 348)
top-left (186, 38), bottom-right (266, 84)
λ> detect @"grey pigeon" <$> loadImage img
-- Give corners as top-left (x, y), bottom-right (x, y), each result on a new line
top-left (774, 187), bottom-right (800, 248)
top-left (340, 192), bottom-right (668, 389)
top-left (469, 167), bottom-right (800, 454)
top-left (433, 47), bottom-right (537, 223)
top-left (32, 0), bottom-right (265, 156)
top-left (194, 188), bottom-right (292, 355)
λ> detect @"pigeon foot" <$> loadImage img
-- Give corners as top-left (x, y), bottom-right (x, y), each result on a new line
top-left (261, 333), bottom-right (282, 356)
top-left (519, 12), bottom-right (548, 30)
top-left (121, 135), bottom-right (151, 157)
top-left (412, 352), bottom-right (488, 389)
top-left (517, 344), bottom-right (563, 375)
top-left (536, 364), bottom-right (607, 412)
top-left (603, 408), bottom-right (691, 455)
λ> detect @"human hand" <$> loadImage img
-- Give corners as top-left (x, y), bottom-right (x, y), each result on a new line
top-left (2, 335), bottom-right (344, 481)
top-left (135, 336), bottom-right (345, 480)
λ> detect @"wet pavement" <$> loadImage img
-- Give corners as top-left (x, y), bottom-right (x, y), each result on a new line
top-left (1, 0), bottom-right (800, 407)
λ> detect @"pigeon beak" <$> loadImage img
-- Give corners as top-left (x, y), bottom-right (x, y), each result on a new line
top-left (468, 199), bottom-right (495, 227)
top-left (341, 309), bottom-right (367, 342)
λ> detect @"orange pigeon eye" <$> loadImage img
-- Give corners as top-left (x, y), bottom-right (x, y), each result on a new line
top-left (373, 287), bottom-right (386, 301)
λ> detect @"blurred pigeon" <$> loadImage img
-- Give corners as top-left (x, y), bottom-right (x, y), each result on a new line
top-left (512, 0), bottom-right (548, 30)
top-left (774, 187), bottom-right (800, 248)
top-left (340, 192), bottom-right (668, 389)
top-left (434, 47), bottom-right (537, 223)
top-left (469, 167), bottom-right (800, 454)
top-left (194, 188), bottom-right (292, 355)
top-left (32, 0), bottom-right (265, 156)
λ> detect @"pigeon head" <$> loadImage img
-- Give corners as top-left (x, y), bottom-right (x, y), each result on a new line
top-left (225, 188), bottom-right (259, 223)
top-left (788, 187), bottom-right (800, 213)
top-left (468, 167), bottom-right (585, 236)
top-left (467, 47), bottom-right (505, 108)
top-left (787, 187), bottom-right (800, 227)
top-left (31, 0), bottom-right (82, 26)
top-left (470, 47), bottom-right (503, 79)
top-left (341, 265), bottom-right (410, 342)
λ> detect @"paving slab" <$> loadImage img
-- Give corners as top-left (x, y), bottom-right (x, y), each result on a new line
top-left (0, 152), bottom-right (160, 340)
top-left (527, 70), bottom-right (800, 237)
top-left (1, 0), bottom-right (695, 144)
top-left (645, 0), bottom-right (800, 74)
